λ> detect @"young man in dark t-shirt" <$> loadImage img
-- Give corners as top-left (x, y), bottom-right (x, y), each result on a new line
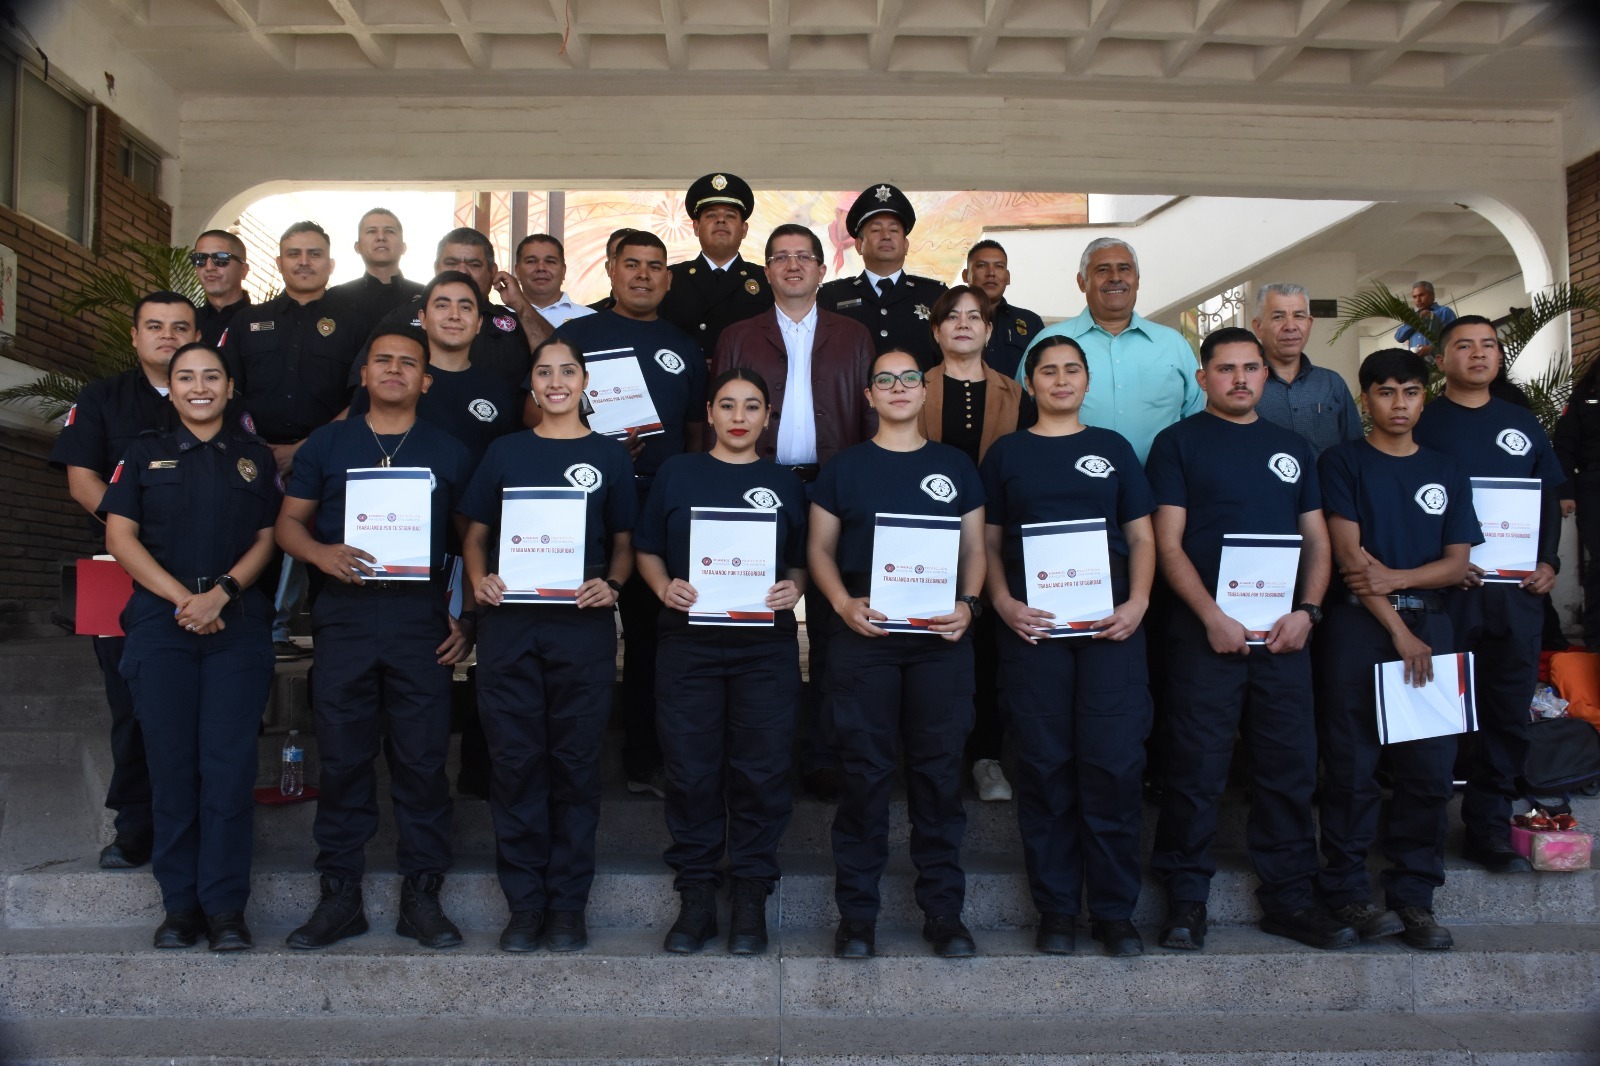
top-left (1316, 349), bottom-right (1481, 952)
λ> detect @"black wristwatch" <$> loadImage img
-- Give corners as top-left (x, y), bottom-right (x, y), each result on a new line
top-left (958, 594), bottom-right (984, 620)
top-left (214, 574), bottom-right (243, 602)
top-left (605, 578), bottom-right (624, 595)
top-left (1294, 602), bottom-right (1323, 625)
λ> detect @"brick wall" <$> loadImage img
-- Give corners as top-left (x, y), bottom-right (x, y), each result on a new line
top-left (0, 106), bottom-right (173, 630)
top-left (1569, 150), bottom-right (1600, 373)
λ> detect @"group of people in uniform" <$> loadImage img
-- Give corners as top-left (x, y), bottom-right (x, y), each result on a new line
top-left (51, 171), bottom-right (1563, 962)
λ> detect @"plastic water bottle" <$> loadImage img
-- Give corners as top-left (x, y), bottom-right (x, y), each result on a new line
top-left (280, 730), bottom-right (304, 797)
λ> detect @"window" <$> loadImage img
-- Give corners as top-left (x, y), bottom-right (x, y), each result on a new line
top-left (0, 49), bottom-right (95, 245)
top-left (121, 139), bottom-right (159, 198)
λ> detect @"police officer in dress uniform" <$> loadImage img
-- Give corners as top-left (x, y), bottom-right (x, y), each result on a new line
top-left (1413, 315), bottom-right (1565, 874)
top-left (461, 337), bottom-right (637, 954)
top-left (101, 342), bottom-right (280, 951)
top-left (328, 207), bottom-right (425, 324)
top-left (546, 231), bottom-right (709, 797)
top-left (275, 327), bottom-right (476, 951)
top-left (1144, 327), bottom-right (1357, 952)
top-left (658, 173), bottom-right (773, 356)
top-left (980, 335), bottom-right (1156, 957)
top-left (1316, 349), bottom-right (1481, 952)
top-left (636, 368), bottom-right (808, 957)
top-left (190, 231), bottom-right (251, 349)
top-left (817, 183), bottom-right (948, 371)
top-left (809, 349), bottom-right (986, 960)
top-left (51, 291), bottom-right (199, 870)
top-left (963, 240), bottom-right (1045, 380)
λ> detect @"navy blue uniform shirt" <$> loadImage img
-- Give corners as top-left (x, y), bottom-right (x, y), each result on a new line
top-left (222, 291), bottom-right (372, 444)
top-left (287, 415), bottom-right (474, 571)
top-left (811, 439), bottom-right (984, 594)
top-left (982, 299), bottom-right (1046, 380)
top-left (329, 272), bottom-right (425, 327)
top-left (98, 427), bottom-right (282, 620)
top-left (363, 298), bottom-right (532, 396)
top-left (349, 363), bottom-right (521, 467)
top-left (1318, 439), bottom-right (1482, 596)
top-left (549, 311), bottom-right (708, 480)
top-left (458, 430), bottom-right (637, 578)
top-left (980, 426), bottom-right (1155, 603)
top-left (1145, 412), bottom-right (1320, 591)
top-left (50, 369), bottom-right (174, 480)
top-left (196, 295), bottom-right (250, 350)
top-left (636, 452), bottom-right (808, 631)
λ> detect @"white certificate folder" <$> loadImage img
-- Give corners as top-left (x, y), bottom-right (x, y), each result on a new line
top-left (1021, 518), bottom-right (1115, 637)
top-left (583, 348), bottom-right (663, 440)
top-left (870, 513), bottom-right (961, 634)
top-left (344, 468), bottom-right (433, 580)
top-left (1470, 477), bottom-right (1540, 583)
top-left (1214, 533), bottom-right (1302, 644)
top-left (689, 507), bottom-right (777, 626)
top-left (1375, 652), bottom-right (1478, 745)
top-left (497, 487), bottom-right (588, 603)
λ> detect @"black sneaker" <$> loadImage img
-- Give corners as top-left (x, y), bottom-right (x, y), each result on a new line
top-left (286, 875), bottom-right (368, 949)
top-left (1089, 918), bottom-right (1144, 957)
top-left (727, 879), bottom-right (769, 956)
top-left (1034, 912), bottom-right (1076, 955)
top-left (1396, 907), bottom-right (1453, 951)
top-left (395, 873), bottom-right (463, 949)
top-left (1330, 901), bottom-right (1405, 941)
top-left (542, 909), bottom-right (588, 952)
top-left (663, 884), bottom-right (718, 954)
top-left (834, 917), bottom-right (875, 959)
top-left (1159, 901), bottom-right (1207, 951)
top-left (1260, 907), bottom-right (1358, 950)
top-left (922, 913), bottom-right (976, 958)
top-left (499, 910), bottom-right (543, 952)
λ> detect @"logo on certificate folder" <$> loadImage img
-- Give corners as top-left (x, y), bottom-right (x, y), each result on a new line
top-left (1415, 483), bottom-right (1448, 515)
top-left (655, 349), bottom-right (686, 374)
top-left (1267, 453), bottom-right (1301, 484)
top-left (564, 463), bottom-right (603, 493)
top-left (743, 487), bottom-right (781, 510)
top-left (1074, 455), bottom-right (1114, 479)
top-left (1496, 428), bottom-right (1531, 456)
top-left (920, 474), bottom-right (957, 503)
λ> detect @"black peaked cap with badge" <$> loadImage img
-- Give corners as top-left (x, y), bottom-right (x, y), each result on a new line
top-left (659, 172), bottom-right (773, 356)
top-left (819, 182), bottom-right (947, 370)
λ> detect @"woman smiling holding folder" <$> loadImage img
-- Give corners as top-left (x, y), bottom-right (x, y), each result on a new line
top-left (807, 348), bottom-right (986, 960)
top-left (634, 367), bottom-right (808, 957)
top-left (978, 336), bottom-right (1157, 958)
top-left (459, 337), bottom-right (636, 955)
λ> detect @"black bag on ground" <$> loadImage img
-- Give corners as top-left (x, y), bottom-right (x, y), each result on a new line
top-left (1520, 716), bottom-right (1600, 799)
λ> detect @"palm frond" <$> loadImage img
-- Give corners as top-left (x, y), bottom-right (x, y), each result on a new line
top-left (0, 372), bottom-right (93, 423)
top-left (1498, 283), bottom-right (1600, 364)
top-left (1329, 284), bottom-right (1435, 346)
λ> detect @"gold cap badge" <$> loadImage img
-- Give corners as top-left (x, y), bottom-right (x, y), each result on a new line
top-left (711, 174), bottom-right (728, 191)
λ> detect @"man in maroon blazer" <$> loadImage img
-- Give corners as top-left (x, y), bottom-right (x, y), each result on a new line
top-left (712, 222), bottom-right (877, 799)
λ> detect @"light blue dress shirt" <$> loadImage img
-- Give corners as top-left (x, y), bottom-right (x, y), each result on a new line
top-left (1015, 308), bottom-right (1204, 462)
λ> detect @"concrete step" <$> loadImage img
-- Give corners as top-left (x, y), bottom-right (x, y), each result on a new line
top-left (7, 845), bottom-right (1597, 932)
top-left (1, 1011), bottom-right (1596, 1064)
top-left (0, 923), bottom-right (1594, 1021)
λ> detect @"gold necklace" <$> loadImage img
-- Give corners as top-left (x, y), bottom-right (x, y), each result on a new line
top-left (366, 416), bottom-right (413, 468)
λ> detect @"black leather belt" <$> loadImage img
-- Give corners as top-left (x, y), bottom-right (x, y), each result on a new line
top-left (175, 577), bottom-right (214, 594)
top-left (1343, 590), bottom-right (1442, 612)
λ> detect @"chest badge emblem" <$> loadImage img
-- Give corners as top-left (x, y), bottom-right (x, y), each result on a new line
top-left (317, 318), bottom-right (335, 336)
top-left (237, 458), bottom-right (258, 482)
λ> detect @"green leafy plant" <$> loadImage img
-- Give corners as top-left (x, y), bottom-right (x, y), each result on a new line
top-left (1330, 281), bottom-right (1600, 434)
top-left (0, 241), bottom-right (202, 422)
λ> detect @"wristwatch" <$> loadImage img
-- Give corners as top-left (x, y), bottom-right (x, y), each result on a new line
top-left (605, 578), bottom-right (624, 595)
top-left (958, 594), bottom-right (984, 620)
top-left (214, 574), bottom-right (243, 602)
top-left (1294, 602), bottom-right (1323, 625)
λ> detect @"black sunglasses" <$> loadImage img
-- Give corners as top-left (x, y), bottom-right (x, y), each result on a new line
top-left (189, 251), bottom-right (239, 268)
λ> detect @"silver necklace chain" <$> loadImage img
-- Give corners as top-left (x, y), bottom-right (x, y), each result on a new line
top-left (366, 416), bottom-right (413, 468)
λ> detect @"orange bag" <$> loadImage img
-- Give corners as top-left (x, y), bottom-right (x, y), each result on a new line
top-left (1548, 651), bottom-right (1600, 728)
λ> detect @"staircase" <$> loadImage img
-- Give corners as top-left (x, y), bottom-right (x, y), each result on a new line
top-left (0, 635), bottom-right (1596, 1064)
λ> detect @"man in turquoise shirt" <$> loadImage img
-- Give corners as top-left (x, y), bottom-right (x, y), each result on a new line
top-left (1015, 237), bottom-right (1203, 462)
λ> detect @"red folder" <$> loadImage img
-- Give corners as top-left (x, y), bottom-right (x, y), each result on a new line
top-left (75, 558), bottom-right (132, 637)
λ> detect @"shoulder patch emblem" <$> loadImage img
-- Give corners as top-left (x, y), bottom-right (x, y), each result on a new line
top-left (1496, 427), bottom-right (1532, 456)
top-left (1268, 452), bottom-right (1301, 484)
top-left (565, 462), bottom-right (603, 493)
top-left (63, 404), bottom-right (76, 427)
top-left (655, 349), bottom-right (686, 374)
top-left (1415, 483), bottom-right (1448, 515)
top-left (1075, 454), bottom-right (1114, 479)
top-left (493, 314), bottom-right (518, 333)
top-left (743, 486), bottom-right (781, 510)
top-left (468, 399), bottom-right (499, 423)
top-left (109, 460), bottom-right (124, 484)
top-left (920, 473), bottom-right (957, 504)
